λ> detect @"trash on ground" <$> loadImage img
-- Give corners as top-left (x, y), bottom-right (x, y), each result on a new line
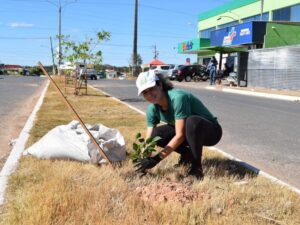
top-left (9, 139), bottom-right (18, 146)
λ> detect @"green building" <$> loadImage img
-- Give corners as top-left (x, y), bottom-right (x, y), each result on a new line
top-left (178, 0), bottom-right (300, 90)
top-left (179, 0), bottom-right (300, 64)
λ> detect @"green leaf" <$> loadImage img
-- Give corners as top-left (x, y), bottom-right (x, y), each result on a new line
top-left (132, 143), bottom-right (138, 151)
top-left (138, 138), bottom-right (145, 143)
top-left (145, 137), bottom-right (153, 144)
top-left (145, 147), bottom-right (156, 153)
top-left (151, 136), bottom-right (162, 143)
top-left (135, 133), bottom-right (141, 139)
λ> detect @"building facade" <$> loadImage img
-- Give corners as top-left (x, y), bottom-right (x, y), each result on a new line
top-left (178, 0), bottom-right (300, 89)
top-left (179, 0), bottom-right (300, 60)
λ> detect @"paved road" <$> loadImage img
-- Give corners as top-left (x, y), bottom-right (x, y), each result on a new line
top-left (90, 79), bottom-right (300, 189)
top-left (0, 75), bottom-right (47, 167)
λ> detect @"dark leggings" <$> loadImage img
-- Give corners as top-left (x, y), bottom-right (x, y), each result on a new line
top-left (151, 115), bottom-right (222, 168)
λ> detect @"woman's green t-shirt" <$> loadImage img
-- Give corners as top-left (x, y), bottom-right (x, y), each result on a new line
top-left (146, 89), bottom-right (218, 127)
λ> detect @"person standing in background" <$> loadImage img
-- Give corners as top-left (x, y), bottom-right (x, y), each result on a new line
top-left (208, 56), bottom-right (218, 85)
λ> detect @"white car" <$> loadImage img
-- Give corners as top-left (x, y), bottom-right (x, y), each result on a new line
top-left (149, 65), bottom-right (171, 78)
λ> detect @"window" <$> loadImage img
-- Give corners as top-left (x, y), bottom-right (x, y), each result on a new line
top-left (199, 27), bottom-right (216, 38)
top-left (273, 7), bottom-right (291, 21)
top-left (218, 21), bottom-right (239, 29)
top-left (291, 4), bottom-right (300, 21)
top-left (243, 12), bottom-right (269, 23)
top-left (160, 66), bottom-right (170, 70)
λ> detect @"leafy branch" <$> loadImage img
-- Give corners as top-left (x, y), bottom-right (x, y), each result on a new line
top-left (60, 30), bottom-right (110, 65)
top-left (130, 132), bottom-right (161, 163)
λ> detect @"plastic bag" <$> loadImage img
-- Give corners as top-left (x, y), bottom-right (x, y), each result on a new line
top-left (23, 120), bottom-right (126, 164)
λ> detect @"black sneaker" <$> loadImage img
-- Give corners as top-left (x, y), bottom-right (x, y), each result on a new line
top-left (187, 167), bottom-right (204, 180)
top-left (174, 154), bottom-right (192, 168)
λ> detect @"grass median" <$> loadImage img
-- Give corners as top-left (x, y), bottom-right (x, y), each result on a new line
top-left (0, 78), bottom-right (299, 225)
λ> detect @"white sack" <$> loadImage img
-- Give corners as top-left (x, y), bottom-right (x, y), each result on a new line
top-left (23, 120), bottom-right (126, 164)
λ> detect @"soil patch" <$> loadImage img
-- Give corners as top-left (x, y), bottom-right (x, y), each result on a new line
top-left (135, 179), bottom-right (210, 204)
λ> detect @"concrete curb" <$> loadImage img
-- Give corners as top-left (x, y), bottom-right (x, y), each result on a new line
top-left (208, 147), bottom-right (300, 195)
top-left (89, 85), bottom-right (146, 116)
top-left (0, 80), bottom-right (50, 205)
top-left (206, 86), bottom-right (300, 102)
top-left (91, 84), bottom-right (300, 195)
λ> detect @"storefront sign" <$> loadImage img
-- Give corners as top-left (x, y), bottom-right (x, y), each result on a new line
top-left (211, 21), bottom-right (266, 46)
top-left (223, 27), bottom-right (237, 46)
top-left (182, 41), bottom-right (193, 51)
top-left (177, 38), bottom-right (210, 54)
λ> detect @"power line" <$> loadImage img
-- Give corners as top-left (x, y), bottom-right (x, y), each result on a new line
top-left (0, 36), bottom-right (48, 39)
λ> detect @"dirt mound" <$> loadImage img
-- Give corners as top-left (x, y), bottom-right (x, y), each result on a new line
top-left (135, 180), bottom-right (209, 204)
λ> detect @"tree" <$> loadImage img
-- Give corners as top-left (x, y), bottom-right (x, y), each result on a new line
top-left (129, 53), bottom-right (143, 76)
top-left (61, 31), bottom-right (110, 66)
top-left (129, 53), bottom-right (143, 67)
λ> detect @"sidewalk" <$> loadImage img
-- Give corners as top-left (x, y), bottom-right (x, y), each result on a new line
top-left (206, 83), bottom-right (300, 102)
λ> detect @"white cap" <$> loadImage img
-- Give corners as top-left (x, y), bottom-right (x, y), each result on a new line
top-left (136, 71), bottom-right (159, 96)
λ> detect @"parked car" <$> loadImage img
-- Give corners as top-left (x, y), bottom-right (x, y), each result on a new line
top-left (97, 71), bottom-right (106, 79)
top-left (80, 68), bottom-right (97, 80)
top-left (149, 65), bottom-right (171, 78)
top-left (117, 71), bottom-right (126, 80)
top-left (169, 64), bottom-right (185, 80)
top-left (176, 65), bottom-right (209, 82)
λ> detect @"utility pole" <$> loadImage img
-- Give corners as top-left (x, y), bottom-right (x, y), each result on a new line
top-left (132, 0), bottom-right (138, 77)
top-left (153, 45), bottom-right (159, 59)
top-left (58, 4), bottom-right (62, 75)
top-left (260, 0), bottom-right (264, 21)
top-left (50, 36), bottom-right (56, 75)
top-left (45, 1), bottom-right (77, 76)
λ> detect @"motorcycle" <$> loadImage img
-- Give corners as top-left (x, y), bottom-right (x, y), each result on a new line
top-left (192, 67), bottom-right (209, 82)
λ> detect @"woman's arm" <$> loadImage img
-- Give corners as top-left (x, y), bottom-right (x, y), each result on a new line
top-left (146, 127), bottom-right (153, 139)
top-left (159, 119), bottom-right (185, 159)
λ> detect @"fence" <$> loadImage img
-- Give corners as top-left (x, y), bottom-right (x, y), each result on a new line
top-left (247, 45), bottom-right (300, 90)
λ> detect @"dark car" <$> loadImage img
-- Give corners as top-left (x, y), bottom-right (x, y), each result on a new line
top-left (175, 65), bottom-right (209, 82)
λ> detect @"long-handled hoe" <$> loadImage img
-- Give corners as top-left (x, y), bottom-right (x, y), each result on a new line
top-left (38, 62), bottom-right (113, 167)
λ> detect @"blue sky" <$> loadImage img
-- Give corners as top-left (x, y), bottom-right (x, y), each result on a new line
top-left (0, 0), bottom-right (232, 67)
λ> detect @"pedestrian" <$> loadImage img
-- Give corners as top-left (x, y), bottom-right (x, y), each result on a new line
top-left (208, 56), bottom-right (218, 85)
top-left (134, 71), bottom-right (222, 179)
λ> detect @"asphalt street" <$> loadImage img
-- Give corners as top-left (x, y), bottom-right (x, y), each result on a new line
top-left (0, 75), bottom-right (46, 166)
top-left (90, 79), bottom-right (300, 189)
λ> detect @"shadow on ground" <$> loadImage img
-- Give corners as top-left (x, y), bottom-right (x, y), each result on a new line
top-left (203, 157), bottom-right (258, 179)
top-left (120, 98), bottom-right (146, 103)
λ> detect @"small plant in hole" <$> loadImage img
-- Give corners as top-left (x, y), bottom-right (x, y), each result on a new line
top-left (130, 132), bottom-right (162, 163)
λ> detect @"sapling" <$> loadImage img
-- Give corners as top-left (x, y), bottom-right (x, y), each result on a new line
top-left (130, 132), bottom-right (162, 163)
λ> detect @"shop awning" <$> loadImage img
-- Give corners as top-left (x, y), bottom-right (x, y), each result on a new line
top-left (203, 46), bottom-right (248, 53)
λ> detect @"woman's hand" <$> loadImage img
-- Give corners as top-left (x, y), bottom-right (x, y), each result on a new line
top-left (134, 154), bottom-right (162, 173)
top-left (160, 119), bottom-right (186, 158)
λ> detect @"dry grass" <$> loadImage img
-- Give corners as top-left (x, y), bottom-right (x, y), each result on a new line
top-left (0, 77), bottom-right (299, 225)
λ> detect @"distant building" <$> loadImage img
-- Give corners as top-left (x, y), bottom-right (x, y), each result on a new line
top-left (2, 64), bottom-right (23, 75)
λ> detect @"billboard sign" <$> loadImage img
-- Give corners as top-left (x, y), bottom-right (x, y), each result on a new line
top-left (211, 21), bottom-right (266, 46)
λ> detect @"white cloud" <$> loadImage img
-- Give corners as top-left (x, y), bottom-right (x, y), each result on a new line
top-left (7, 22), bottom-right (34, 28)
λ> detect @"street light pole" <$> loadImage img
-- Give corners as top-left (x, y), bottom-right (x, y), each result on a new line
top-left (46, 0), bottom-right (77, 75)
top-left (50, 36), bottom-right (56, 75)
top-left (58, 4), bottom-right (62, 75)
top-left (260, 0), bottom-right (264, 21)
top-left (217, 15), bottom-right (238, 22)
top-left (132, 0), bottom-right (138, 77)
